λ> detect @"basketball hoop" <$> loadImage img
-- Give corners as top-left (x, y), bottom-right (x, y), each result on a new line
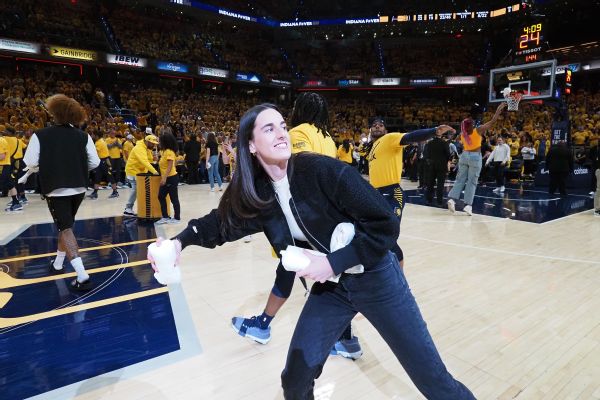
top-left (503, 90), bottom-right (523, 111)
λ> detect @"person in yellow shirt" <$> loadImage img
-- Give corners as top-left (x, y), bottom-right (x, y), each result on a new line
top-left (105, 129), bottom-right (124, 185)
top-left (447, 102), bottom-right (507, 215)
top-left (156, 132), bottom-right (181, 224)
top-left (88, 131), bottom-right (119, 199)
top-left (336, 139), bottom-right (354, 165)
top-left (122, 133), bottom-right (135, 162)
top-left (289, 93), bottom-right (337, 157)
top-left (2, 126), bottom-right (27, 205)
top-left (123, 134), bottom-right (159, 216)
top-left (0, 125), bottom-right (21, 211)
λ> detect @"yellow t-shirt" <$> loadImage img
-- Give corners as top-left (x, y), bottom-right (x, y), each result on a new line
top-left (159, 149), bottom-right (177, 177)
top-left (105, 137), bottom-right (122, 159)
top-left (95, 138), bottom-right (110, 159)
top-left (460, 128), bottom-right (482, 151)
top-left (122, 140), bottom-right (134, 161)
top-left (366, 132), bottom-right (406, 188)
top-left (0, 137), bottom-right (9, 166)
top-left (290, 123), bottom-right (336, 158)
top-left (4, 136), bottom-right (22, 160)
top-left (337, 144), bottom-right (353, 164)
top-left (510, 140), bottom-right (520, 157)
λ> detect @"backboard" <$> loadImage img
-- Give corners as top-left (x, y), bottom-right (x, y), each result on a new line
top-left (488, 59), bottom-right (557, 104)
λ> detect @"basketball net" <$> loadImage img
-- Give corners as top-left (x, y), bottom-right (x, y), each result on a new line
top-left (504, 91), bottom-right (523, 111)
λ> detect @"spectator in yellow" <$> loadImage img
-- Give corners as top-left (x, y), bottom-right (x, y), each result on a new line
top-left (337, 139), bottom-right (354, 165)
top-left (123, 134), bottom-right (159, 216)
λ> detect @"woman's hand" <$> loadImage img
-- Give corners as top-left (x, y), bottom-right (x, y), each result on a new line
top-left (160, 178), bottom-right (166, 186)
top-left (296, 250), bottom-right (335, 283)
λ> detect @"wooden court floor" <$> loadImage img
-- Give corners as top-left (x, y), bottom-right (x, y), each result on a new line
top-left (1, 181), bottom-right (599, 400)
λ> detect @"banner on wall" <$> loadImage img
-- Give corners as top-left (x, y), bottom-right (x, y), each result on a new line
top-left (106, 54), bottom-right (147, 68)
top-left (198, 66), bottom-right (229, 78)
top-left (370, 77), bottom-right (401, 86)
top-left (156, 61), bottom-right (189, 73)
top-left (0, 38), bottom-right (40, 54)
top-left (409, 78), bottom-right (438, 86)
top-left (445, 76), bottom-right (477, 85)
top-left (49, 46), bottom-right (97, 61)
top-left (236, 72), bottom-right (261, 83)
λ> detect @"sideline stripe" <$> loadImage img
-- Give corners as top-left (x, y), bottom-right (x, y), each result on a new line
top-left (0, 287), bottom-right (168, 329)
top-left (402, 234), bottom-right (600, 265)
top-left (0, 259), bottom-right (150, 289)
top-left (0, 238), bottom-right (155, 264)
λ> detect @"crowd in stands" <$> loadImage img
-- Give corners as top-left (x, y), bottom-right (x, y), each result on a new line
top-left (1, 60), bottom-right (598, 197)
top-left (0, 0), bottom-right (107, 51)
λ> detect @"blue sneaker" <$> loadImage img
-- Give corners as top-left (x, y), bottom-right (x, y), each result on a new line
top-left (231, 316), bottom-right (271, 344)
top-left (330, 336), bottom-right (363, 360)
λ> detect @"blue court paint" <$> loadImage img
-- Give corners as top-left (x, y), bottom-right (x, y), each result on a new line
top-left (403, 183), bottom-right (594, 223)
top-left (0, 217), bottom-right (181, 399)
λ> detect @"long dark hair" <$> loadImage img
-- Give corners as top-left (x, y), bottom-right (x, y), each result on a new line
top-left (206, 132), bottom-right (217, 145)
top-left (160, 132), bottom-right (178, 153)
top-left (218, 103), bottom-right (279, 234)
top-left (342, 139), bottom-right (350, 153)
top-left (290, 92), bottom-right (330, 138)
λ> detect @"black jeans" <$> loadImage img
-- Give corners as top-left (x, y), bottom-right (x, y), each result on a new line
top-left (549, 171), bottom-right (568, 195)
top-left (281, 253), bottom-right (475, 400)
top-left (158, 175), bottom-right (181, 219)
top-left (491, 161), bottom-right (505, 187)
top-left (426, 162), bottom-right (447, 203)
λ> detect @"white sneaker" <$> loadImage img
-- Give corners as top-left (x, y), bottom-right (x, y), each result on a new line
top-left (244, 235), bottom-right (253, 243)
top-left (210, 188), bottom-right (215, 192)
top-left (447, 199), bottom-right (456, 213)
top-left (167, 218), bottom-right (181, 224)
top-left (123, 208), bottom-right (136, 217)
top-left (492, 187), bottom-right (500, 193)
top-left (463, 205), bottom-right (473, 216)
top-left (155, 218), bottom-right (171, 225)
top-left (499, 186), bottom-right (505, 192)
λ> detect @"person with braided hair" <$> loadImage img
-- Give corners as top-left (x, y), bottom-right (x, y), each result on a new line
top-left (231, 92), bottom-right (364, 360)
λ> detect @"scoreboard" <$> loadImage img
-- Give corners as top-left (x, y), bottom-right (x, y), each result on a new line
top-left (515, 22), bottom-right (544, 63)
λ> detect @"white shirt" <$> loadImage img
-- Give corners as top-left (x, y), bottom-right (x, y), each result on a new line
top-left (272, 175), bottom-right (308, 242)
top-left (23, 133), bottom-right (100, 197)
top-left (487, 143), bottom-right (511, 164)
top-left (521, 146), bottom-right (536, 160)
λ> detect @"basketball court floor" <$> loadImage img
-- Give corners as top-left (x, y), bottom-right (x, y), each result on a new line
top-left (1, 181), bottom-right (599, 399)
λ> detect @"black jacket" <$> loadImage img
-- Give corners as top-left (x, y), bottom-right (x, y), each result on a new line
top-left (37, 125), bottom-right (89, 194)
top-left (176, 153), bottom-right (399, 276)
top-left (424, 137), bottom-right (451, 166)
top-left (184, 140), bottom-right (200, 162)
top-left (546, 144), bottom-right (573, 173)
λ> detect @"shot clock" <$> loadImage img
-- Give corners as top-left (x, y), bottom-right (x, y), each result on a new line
top-left (515, 22), bottom-right (544, 63)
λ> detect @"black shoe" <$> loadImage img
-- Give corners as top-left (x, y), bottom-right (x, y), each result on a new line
top-left (108, 191), bottom-right (119, 199)
top-left (70, 278), bottom-right (93, 292)
top-left (48, 260), bottom-right (64, 274)
top-left (87, 192), bottom-right (98, 200)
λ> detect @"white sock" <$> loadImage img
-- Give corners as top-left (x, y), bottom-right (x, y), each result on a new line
top-left (70, 257), bottom-right (89, 283)
top-left (54, 251), bottom-right (66, 270)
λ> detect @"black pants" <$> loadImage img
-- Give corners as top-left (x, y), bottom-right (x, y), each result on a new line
top-left (158, 175), bottom-right (181, 219)
top-left (523, 159), bottom-right (536, 176)
top-left (92, 158), bottom-right (116, 185)
top-left (46, 193), bottom-right (85, 231)
top-left (426, 162), bottom-right (447, 204)
top-left (491, 161), bottom-right (505, 187)
top-left (549, 171), bottom-right (568, 195)
top-left (186, 160), bottom-right (199, 184)
top-left (110, 157), bottom-right (124, 183)
top-left (418, 159), bottom-right (428, 186)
